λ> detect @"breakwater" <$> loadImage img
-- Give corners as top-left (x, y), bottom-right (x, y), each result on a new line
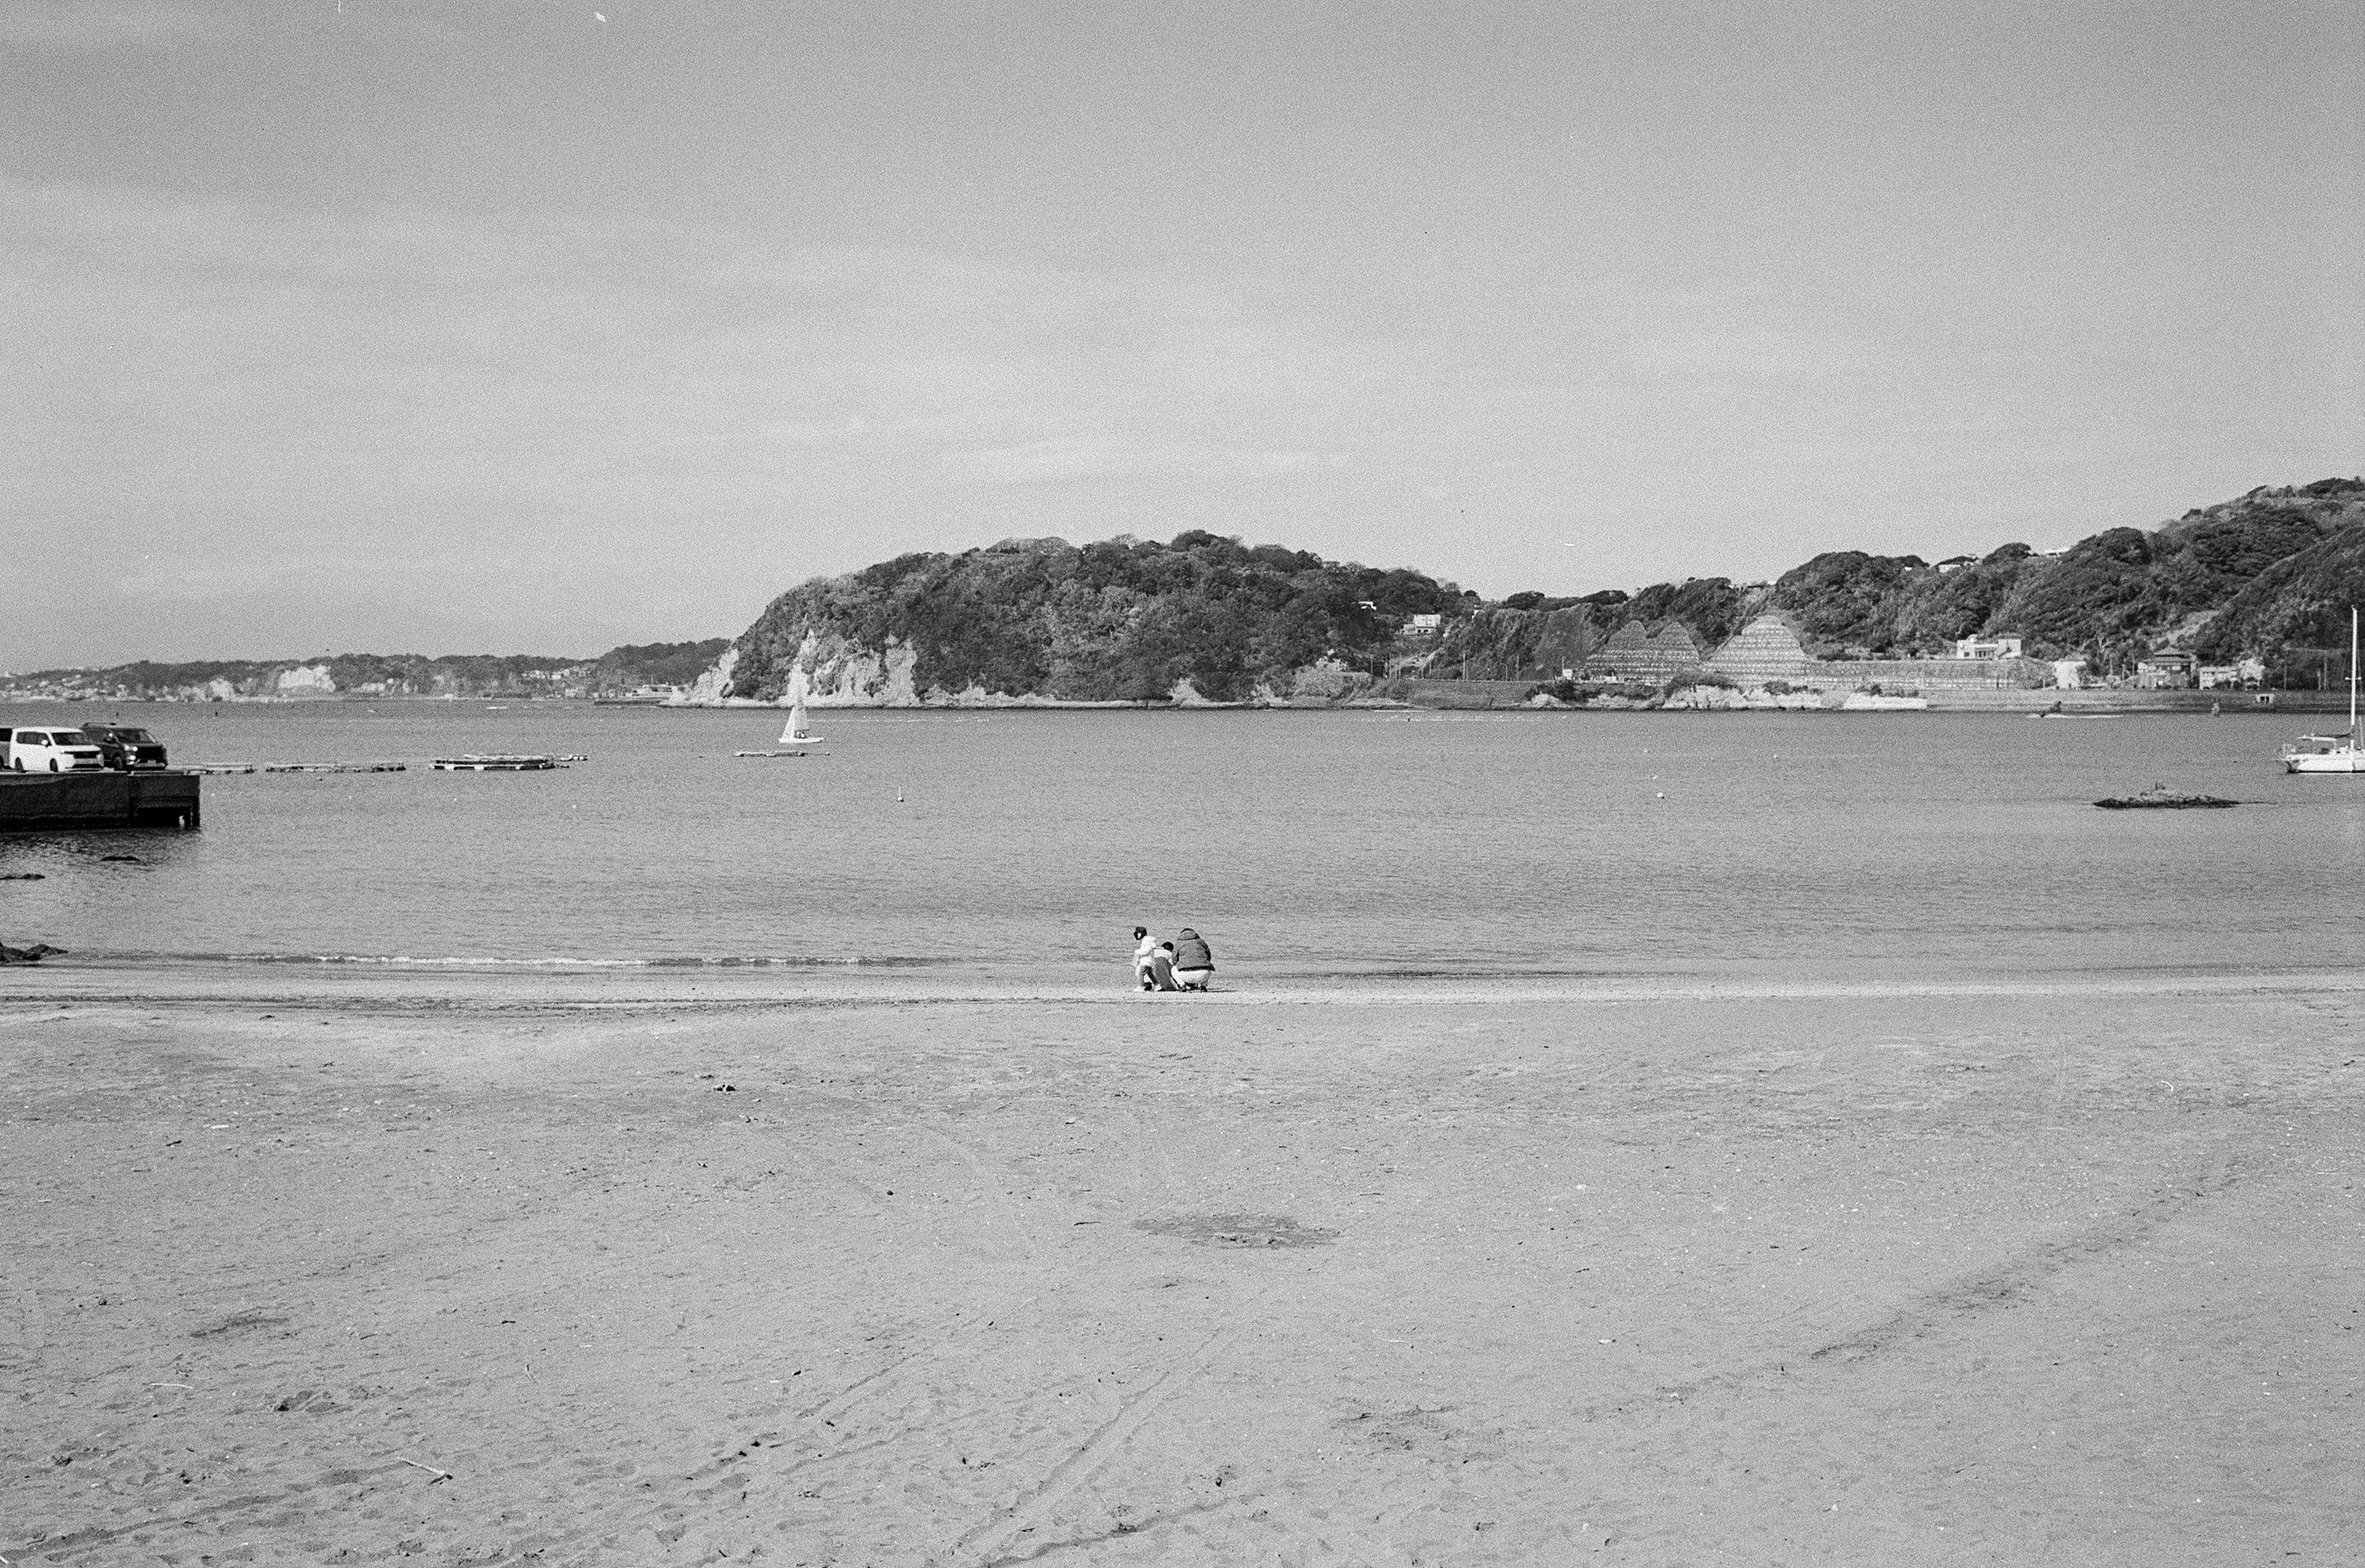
top-left (0, 770), bottom-right (200, 832)
top-left (1404, 679), bottom-right (2330, 714)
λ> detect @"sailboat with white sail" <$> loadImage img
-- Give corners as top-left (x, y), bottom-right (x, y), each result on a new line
top-left (2281, 608), bottom-right (2363, 774)
top-left (734, 698), bottom-right (823, 759)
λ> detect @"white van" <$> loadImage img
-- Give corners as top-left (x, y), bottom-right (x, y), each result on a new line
top-left (4, 727), bottom-right (107, 772)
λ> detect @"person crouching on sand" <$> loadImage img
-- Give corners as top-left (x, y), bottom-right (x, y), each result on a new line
top-left (1147, 942), bottom-right (1182, 991)
top-left (1172, 927), bottom-right (1214, 991)
top-left (1131, 926), bottom-right (1158, 990)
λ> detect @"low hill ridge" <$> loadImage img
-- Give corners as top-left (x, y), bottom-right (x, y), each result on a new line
top-left (1, 640), bottom-right (732, 703)
top-left (11, 480), bottom-right (2359, 703)
top-left (714, 478), bottom-right (2365, 701)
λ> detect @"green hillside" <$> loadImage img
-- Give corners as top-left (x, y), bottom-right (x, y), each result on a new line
top-left (12, 479), bottom-right (2359, 703)
top-left (723, 533), bottom-right (1465, 703)
top-left (1429, 477), bottom-right (2364, 682)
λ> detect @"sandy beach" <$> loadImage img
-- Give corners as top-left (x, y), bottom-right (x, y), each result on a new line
top-left (4, 971), bottom-right (2359, 1566)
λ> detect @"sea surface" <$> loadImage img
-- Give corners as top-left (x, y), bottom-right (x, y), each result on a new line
top-left (1, 701), bottom-right (2359, 988)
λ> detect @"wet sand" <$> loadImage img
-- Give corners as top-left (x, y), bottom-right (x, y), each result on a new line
top-left (4, 973), bottom-right (2359, 1565)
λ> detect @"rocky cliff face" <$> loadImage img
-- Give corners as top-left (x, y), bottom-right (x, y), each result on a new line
top-left (755, 633), bottom-right (923, 706)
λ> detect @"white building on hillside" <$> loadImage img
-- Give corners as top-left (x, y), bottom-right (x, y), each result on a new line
top-left (2197, 658), bottom-right (2266, 690)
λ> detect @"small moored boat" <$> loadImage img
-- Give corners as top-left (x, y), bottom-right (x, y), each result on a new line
top-left (2280, 609), bottom-right (2362, 774)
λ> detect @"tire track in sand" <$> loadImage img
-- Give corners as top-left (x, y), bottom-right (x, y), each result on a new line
top-left (535, 1112), bottom-right (1061, 1556)
top-left (6, 1463), bottom-right (416, 1563)
top-left (1643, 1152), bottom-right (2248, 1416)
top-left (948, 1322), bottom-right (1240, 1566)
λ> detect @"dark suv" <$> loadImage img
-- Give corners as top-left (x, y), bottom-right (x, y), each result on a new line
top-left (79, 722), bottom-right (169, 770)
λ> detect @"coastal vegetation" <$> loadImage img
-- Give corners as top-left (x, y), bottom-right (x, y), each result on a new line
top-left (0, 641), bottom-right (731, 703)
top-left (1427, 477), bottom-right (2365, 685)
top-left (722, 532), bottom-right (1464, 704)
top-left (11, 479), bottom-right (2361, 705)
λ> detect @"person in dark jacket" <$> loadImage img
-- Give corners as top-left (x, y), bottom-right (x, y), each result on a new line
top-left (1171, 928), bottom-right (1214, 990)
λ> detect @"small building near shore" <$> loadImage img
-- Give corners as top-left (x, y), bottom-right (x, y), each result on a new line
top-left (2197, 657), bottom-right (2266, 690)
top-left (2135, 650), bottom-right (2197, 689)
top-left (1953, 634), bottom-right (2024, 660)
top-left (2051, 658), bottom-right (2087, 690)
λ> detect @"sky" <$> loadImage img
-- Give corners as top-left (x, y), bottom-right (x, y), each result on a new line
top-left (2, 0), bottom-right (2360, 669)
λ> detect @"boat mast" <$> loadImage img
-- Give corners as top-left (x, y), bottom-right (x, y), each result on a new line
top-left (2351, 607), bottom-right (2359, 738)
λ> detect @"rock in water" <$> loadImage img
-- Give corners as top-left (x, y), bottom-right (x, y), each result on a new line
top-left (2093, 785), bottom-right (2238, 809)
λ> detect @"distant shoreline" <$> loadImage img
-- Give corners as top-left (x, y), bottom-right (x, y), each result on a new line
top-left (4, 689), bottom-right (2348, 714)
top-left (11, 956), bottom-right (2362, 1012)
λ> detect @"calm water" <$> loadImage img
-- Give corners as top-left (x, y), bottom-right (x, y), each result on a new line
top-left (1, 702), bottom-right (2359, 985)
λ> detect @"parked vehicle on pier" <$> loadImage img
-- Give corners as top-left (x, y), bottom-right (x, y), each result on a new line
top-left (78, 722), bottom-right (169, 770)
top-left (3, 727), bottom-right (108, 772)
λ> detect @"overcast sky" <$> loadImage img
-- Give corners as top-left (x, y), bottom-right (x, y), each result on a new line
top-left (4, 0), bottom-right (2359, 668)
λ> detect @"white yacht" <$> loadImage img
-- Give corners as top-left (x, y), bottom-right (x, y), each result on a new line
top-left (2281, 610), bottom-right (2361, 774)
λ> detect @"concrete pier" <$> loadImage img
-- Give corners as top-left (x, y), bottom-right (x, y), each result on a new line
top-left (0, 770), bottom-right (201, 833)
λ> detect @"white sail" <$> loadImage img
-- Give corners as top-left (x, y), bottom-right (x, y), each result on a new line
top-left (780, 701), bottom-right (820, 744)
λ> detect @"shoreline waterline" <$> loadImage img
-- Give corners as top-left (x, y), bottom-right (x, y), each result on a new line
top-left (8, 955), bottom-right (2360, 1014)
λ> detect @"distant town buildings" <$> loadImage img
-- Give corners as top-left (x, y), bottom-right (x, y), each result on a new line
top-left (1404, 613), bottom-right (1444, 636)
top-left (2197, 657), bottom-right (2266, 690)
top-left (1952, 634), bottom-right (2024, 659)
top-left (2134, 650), bottom-right (2197, 689)
top-left (2051, 658), bottom-right (2087, 689)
